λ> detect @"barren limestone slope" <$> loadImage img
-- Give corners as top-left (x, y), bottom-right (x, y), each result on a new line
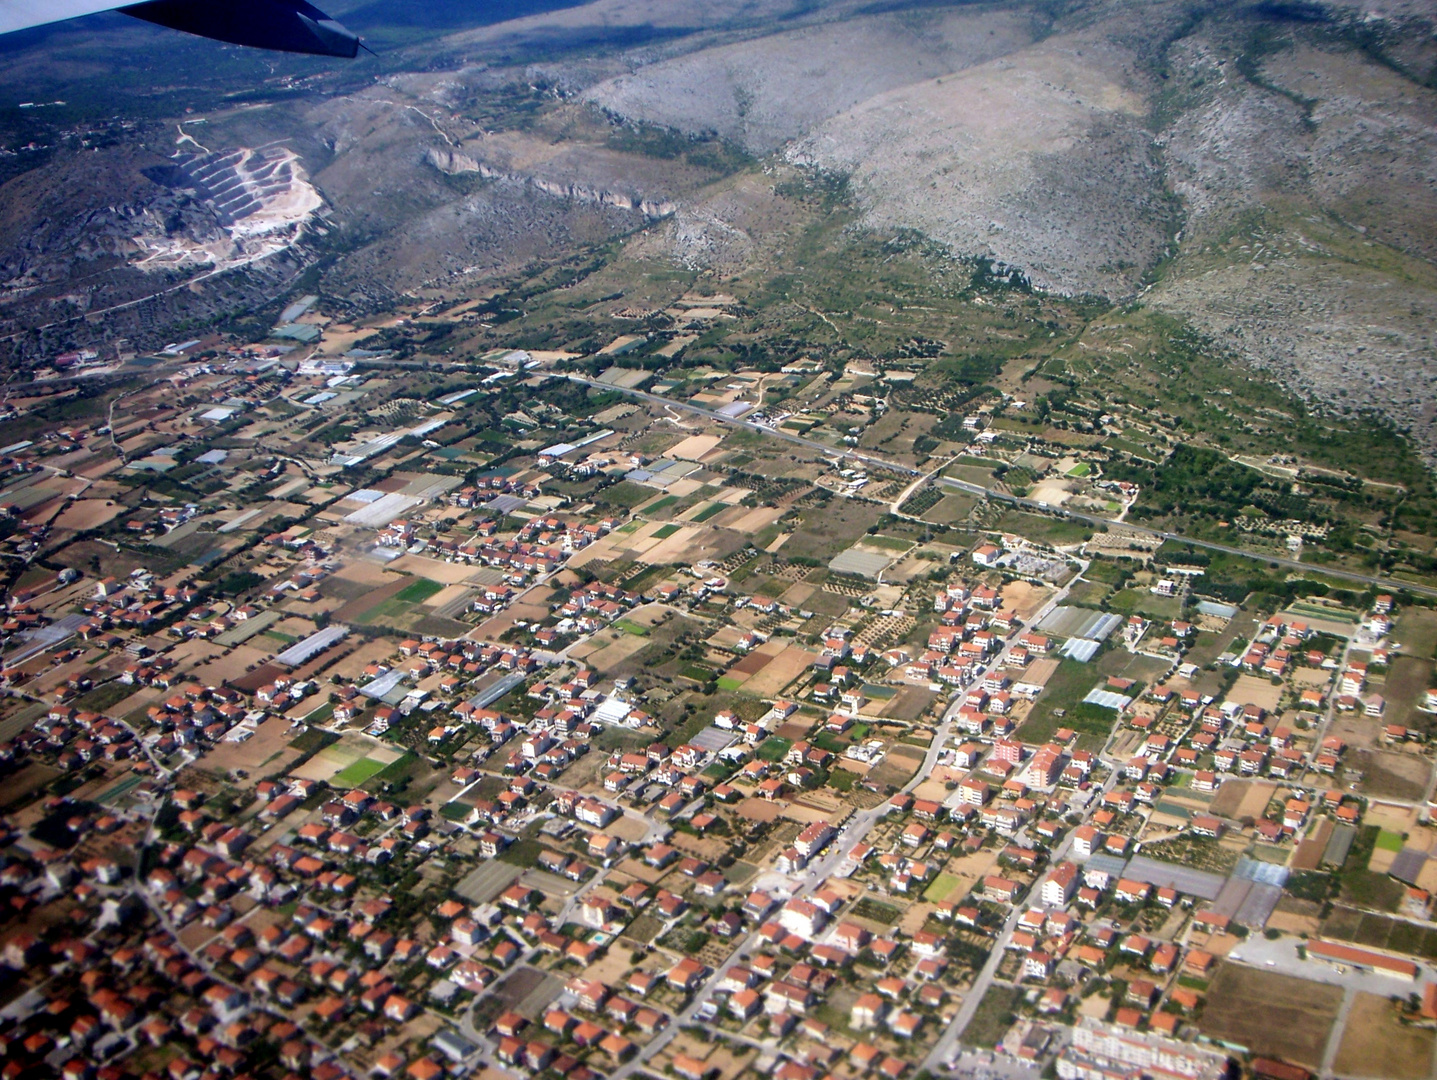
top-left (583, 7), bottom-right (1037, 154)
top-left (788, 32), bottom-right (1172, 298)
top-left (1150, 35), bottom-right (1437, 459)
top-left (299, 88), bottom-right (656, 296)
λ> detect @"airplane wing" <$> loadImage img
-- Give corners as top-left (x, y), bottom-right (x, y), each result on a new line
top-left (0, 0), bottom-right (362, 56)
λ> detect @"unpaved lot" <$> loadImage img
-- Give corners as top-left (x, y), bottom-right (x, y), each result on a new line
top-left (199, 719), bottom-right (303, 777)
top-left (1332, 992), bottom-right (1435, 1080)
top-left (1209, 780), bottom-right (1277, 822)
top-left (742, 645), bottom-right (817, 697)
top-left (1198, 965), bottom-right (1342, 1068)
top-left (1353, 748), bottom-right (1431, 801)
top-left (1224, 674), bottom-right (1283, 712)
top-left (51, 498), bottom-right (127, 531)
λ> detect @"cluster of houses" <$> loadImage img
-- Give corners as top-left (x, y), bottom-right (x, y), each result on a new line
top-left (889, 584), bottom-right (1012, 686)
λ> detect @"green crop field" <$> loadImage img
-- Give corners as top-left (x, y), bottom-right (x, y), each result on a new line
top-left (756, 736), bottom-right (792, 762)
top-left (1375, 829), bottom-right (1405, 853)
top-left (333, 757), bottom-right (386, 787)
top-left (652, 523), bottom-right (681, 539)
top-left (395, 578), bottom-right (444, 604)
top-left (863, 534), bottom-right (914, 552)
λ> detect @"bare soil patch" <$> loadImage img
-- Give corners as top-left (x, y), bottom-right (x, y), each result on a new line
top-left (1001, 580), bottom-right (1054, 621)
top-left (1353, 748), bottom-right (1431, 801)
top-left (724, 505), bottom-right (784, 535)
top-left (198, 718), bottom-right (301, 778)
top-left (727, 650), bottom-right (773, 677)
top-left (885, 686), bottom-right (936, 721)
top-left (1328, 713), bottom-right (1382, 749)
top-left (388, 553), bottom-right (489, 585)
top-left (1332, 992), bottom-right (1435, 1080)
top-left (1224, 674), bottom-right (1283, 712)
top-left (1208, 780), bottom-right (1277, 822)
top-left (742, 645), bottom-right (817, 697)
top-left (1265, 897), bottom-right (1322, 936)
top-left (1198, 965), bottom-right (1342, 1068)
top-left (1382, 655), bottom-right (1435, 733)
top-left (52, 498), bottom-right (126, 531)
top-left (869, 744), bottom-right (925, 789)
top-left (573, 629), bottom-right (652, 674)
top-left (667, 433), bottom-right (724, 460)
top-left (331, 576), bottom-right (408, 622)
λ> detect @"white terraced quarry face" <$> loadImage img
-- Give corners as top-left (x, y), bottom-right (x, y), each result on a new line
top-left (130, 137), bottom-right (323, 274)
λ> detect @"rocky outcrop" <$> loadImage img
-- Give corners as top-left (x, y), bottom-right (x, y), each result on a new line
top-left (425, 147), bottom-right (482, 175)
top-left (425, 147), bottom-right (675, 218)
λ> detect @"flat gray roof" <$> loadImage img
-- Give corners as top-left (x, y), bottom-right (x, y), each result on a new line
top-left (1391, 847), bottom-right (1428, 885)
top-left (690, 725), bottom-right (739, 753)
top-left (1084, 853), bottom-right (1129, 878)
top-left (213, 609), bottom-right (283, 648)
top-left (1122, 854), bottom-right (1226, 900)
top-left (829, 547), bottom-right (893, 579)
top-left (274, 624), bottom-right (350, 667)
top-left (468, 670), bottom-right (527, 710)
top-left (360, 668), bottom-right (408, 701)
top-left (1323, 823), bottom-right (1357, 867)
top-left (1038, 607), bottom-right (1123, 641)
top-left (1082, 688), bottom-right (1131, 710)
top-left (1233, 856), bottom-right (1289, 887)
top-left (486, 493), bottom-right (527, 515)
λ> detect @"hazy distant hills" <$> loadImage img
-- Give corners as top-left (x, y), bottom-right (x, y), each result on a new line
top-left (1, 0), bottom-right (1436, 452)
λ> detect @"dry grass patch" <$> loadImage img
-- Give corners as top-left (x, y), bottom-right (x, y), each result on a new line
top-left (1332, 993), bottom-right (1435, 1080)
top-left (1198, 965), bottom-right (1342, 1068)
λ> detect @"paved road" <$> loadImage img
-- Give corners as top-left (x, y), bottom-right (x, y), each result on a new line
top-left (1225, 935), bottom-right (1435, 998)
top-left (937, 476), bottom-right (1437, 600)
top-left (457, 868), bottom-right (614, 1070)
top-left (932, 558), bottom-right (1085, 811)
top-left (921, 760), bottom-right (1122, 1073)
top-left (352, 362), bottom-right (1436, 599)
top-left (1319, 986), bottom-right (1357, 1080)
top-left (602, 560), bottom-right (1091, 1080)
top-left (890, 456), bottom-right (956, 515)
top-left (621, 553), bottom-right (1089, 1078)
top-left (917, 559), bottom-right (1118, 1074)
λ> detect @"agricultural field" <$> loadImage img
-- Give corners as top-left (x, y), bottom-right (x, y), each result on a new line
top-left (1198, 966), bottom-right (1343, 1068)
top-left (332, 757), bottom-right (389, 788)
top-left (8, 5), bottom-right (1437, 1071)
top-left (1019, 659), bottom-right (1113, 746)
top-left (1320, 907), bottom-right (1437, 960)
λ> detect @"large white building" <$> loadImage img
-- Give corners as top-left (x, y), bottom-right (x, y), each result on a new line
top-left (1056, 1019), bottom-right (1231, 1080)
top-left (777, 898), bottom-right (828, 938)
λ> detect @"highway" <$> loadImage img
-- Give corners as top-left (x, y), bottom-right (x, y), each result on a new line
top-left (934, 476), bottom-right (1437, 599)
top-left (553, 371), bottom-right (1437, 600)
top-left (560, 373), bottom-right (921, 478)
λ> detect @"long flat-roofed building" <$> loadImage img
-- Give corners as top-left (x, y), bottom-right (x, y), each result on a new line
top-left (1056, 1018), bottom-right (1232, 1080)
